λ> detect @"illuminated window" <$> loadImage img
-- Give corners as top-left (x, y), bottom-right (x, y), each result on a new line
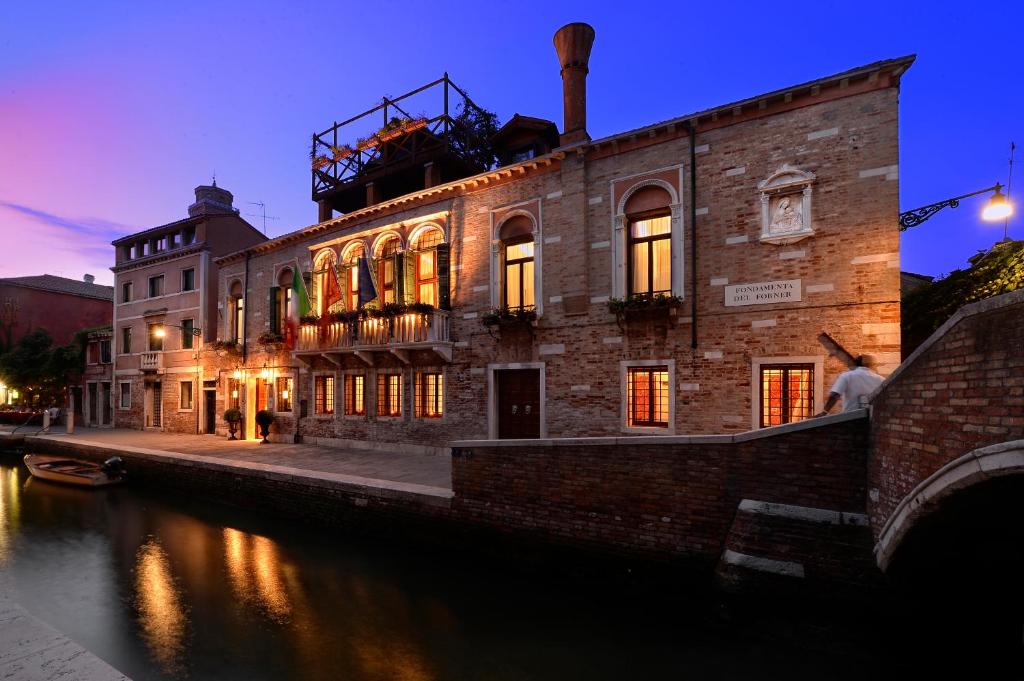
top-left (342, 243), bottom-right (365, 310)
top-left (411, 227), bottom-right (444, 306)
top-left (503, 238), bottom-right (535, 311)
top-left (273, 269), bottom-right (293, 334)
top-left (376, 236), bottom-right (401, 305)
top-left (314, 375), bottom-right (335, 415)
top-left (344, 374), bottom-right (365, 416)
top-left (759, 364), bottom-right (814, 428)
top-left (627, 366), bottom-right (670, 428)
top-left (313, 250), bottom-right (341, 316)
top-left (414, 372), bottom-right (443, 418)
top-left (275, 376), bottom-right (292, 412)
top-left (376, 373), bottom-right (402, 417)
top-left (229, 280), bottom-right (244, 343)
top-left (179, 381), bottom-right (193, 410)
top-left (627, 214), bottom-right (671, 299)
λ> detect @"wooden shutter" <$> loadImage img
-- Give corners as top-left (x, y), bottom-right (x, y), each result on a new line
top-left (436, 243), bottom-right (450, 310)
top-left (394, 252), bottom-right (406, 304)
top-left (269, 286), bottom-right (279, 333)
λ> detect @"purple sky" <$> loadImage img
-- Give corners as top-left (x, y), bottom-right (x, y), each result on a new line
top-left (1, 1), bottom-right (1020, 286)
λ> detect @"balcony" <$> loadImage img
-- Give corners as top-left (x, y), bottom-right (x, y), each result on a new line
top-left (296, 309), bottom-right (452, 364)
top-left (140, 352), bottom-right (163, 372)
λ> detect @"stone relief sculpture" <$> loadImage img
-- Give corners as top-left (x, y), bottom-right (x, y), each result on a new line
top-left (757, 165), bottom-right (816, 244)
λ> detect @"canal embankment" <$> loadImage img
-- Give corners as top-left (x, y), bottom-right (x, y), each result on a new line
top-left (7, 413), bottom-right (880, 600)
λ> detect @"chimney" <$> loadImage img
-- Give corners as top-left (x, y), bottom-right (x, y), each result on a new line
top-left (83, 274), bottom-right (95, 284)
top-left (553, 22), bottom-right (595, 146)
top-left (188, 181), bottom-right (238, 218)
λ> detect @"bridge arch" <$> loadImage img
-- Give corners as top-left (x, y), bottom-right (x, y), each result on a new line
top-left (876, 439), bottom-right (1024, 571)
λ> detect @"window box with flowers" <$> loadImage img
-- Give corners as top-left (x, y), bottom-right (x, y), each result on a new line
top-left (481, 306), bottom-right (537, 330)
top-left (211, 339), bottom-right (241, 356)
top-left (608, 294), bottom-right (682, 328)
top-left (257, 331), bottom-right (285, 347)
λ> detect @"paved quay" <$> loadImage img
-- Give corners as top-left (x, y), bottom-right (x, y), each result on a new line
top-left (0, 586), bottom-right (130, 680)
top-left (16, 429), bottom-right (453, 500)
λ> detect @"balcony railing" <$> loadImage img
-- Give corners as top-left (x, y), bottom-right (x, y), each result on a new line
top-left (140, 352), bottom-right (163, 372)
top-left (297, 310), bottom-right (450, 352)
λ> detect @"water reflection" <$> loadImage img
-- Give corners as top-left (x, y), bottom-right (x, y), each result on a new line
top-left (0, 466), bottom-right (19, 564)
top-left (224, 528), bottom-right (292, 622)
top-left (135, 537), bottom-right (188, 674)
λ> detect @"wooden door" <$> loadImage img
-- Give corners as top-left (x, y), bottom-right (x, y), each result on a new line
top-left (152, 381), bottom-right (162, 428)
top-left (496, 369), bottom-right (540, 439)
top-left (204, 390), bottom-right (216, 434)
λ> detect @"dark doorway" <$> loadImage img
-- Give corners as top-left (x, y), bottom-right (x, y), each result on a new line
top-left (496, 369), bottom-right (541, 439)
top-left (87, 383), bottom-right (98, 426)
top-left (101, 382), bottom-right (112, 426)
top-left (204, 390), bottom-right (216, 434)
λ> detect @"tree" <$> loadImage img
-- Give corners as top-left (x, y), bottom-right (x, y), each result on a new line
top-left (0, 328), bottom-right (84, 405)
top-left (902, 240), bottom-right (1024, 356)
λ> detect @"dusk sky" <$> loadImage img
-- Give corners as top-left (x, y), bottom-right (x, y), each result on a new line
top-left (1, 0), bottom-right (1020, 286)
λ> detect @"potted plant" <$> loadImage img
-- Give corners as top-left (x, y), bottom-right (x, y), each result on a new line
top-left (608, 294), bottom-right (683, 328)
top-left (223, 407), bottom-right (242, 440)
top-left (312, 155), bottom-right (331, 170)
top-left (481, 306), bottom-right (537, 327)
top-left (254, 409), bottom-right (274, 444)
top-left (329, 144), bottom-right (354, 161)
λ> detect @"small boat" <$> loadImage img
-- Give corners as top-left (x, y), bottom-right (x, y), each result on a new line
top-left (23, 454), bottom-right (126, 488)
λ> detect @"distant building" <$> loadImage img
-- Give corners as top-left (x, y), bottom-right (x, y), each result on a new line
top-left (0, 274), bottom-right (113, 351)
top-left (78, 327), bottom-right (113, 427)
top-left (110, 184), bottom-right (266, 432)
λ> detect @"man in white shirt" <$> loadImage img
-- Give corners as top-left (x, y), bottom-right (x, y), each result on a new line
top-left (817, 355), bottom-right (884, 416)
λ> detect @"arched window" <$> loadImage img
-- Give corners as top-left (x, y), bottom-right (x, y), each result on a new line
top-left (342, 243), bottom-right (365, 310)
top-left (499, 215), bottom-right (535, 311)
top-left (228, 280), bottom-right (244, 343)
top-left (313, 250), bottom-right (341, 316)
top-left (624, 186), bottom-right (673, 299)
top-left (411, 226), bottom-right (445, 306)
top-left (375, 235), bottom-right (402, 305)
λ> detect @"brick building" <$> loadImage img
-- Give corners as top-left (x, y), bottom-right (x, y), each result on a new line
top-left (110, 184), bottom-right (266, 432)
top-left (0, 274), bottom-right (113, 352)
top-left (174, 24), bottom-right (910, 446)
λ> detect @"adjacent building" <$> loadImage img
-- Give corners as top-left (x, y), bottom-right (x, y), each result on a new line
top-left (0, 274), bottom-right (113, 351)
top-left (197, 24), bottom-right (910, 447)
top-left (110, 184), bottom-right (266, 432)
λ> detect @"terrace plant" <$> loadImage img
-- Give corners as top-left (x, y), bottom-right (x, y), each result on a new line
top-left (254, 409), bottom-right (275, 444)
top-left (223, 407), bottom-right (242, 440)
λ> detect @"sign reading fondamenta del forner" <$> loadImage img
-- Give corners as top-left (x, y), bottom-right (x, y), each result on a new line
top-left (724, 279), bottom-right (802, 307)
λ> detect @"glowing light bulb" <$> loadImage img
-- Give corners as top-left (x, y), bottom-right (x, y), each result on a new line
top-left (982, 188), bottom-right (1013, 222)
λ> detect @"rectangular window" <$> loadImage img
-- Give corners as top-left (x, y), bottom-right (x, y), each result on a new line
top-left (232, 297), bottom-right (244, 344)
top-left (627, 366), bottom-right (670, 428)
top-left (169, 232), bottom-right (180, 249)
top-left (228, 378), bottom-right (240, 409)
top-left (183, 227), bottom-right (196, 245)
top-left (148, 275), bottom-right (164, 298)
top-left (100, 340), bottom-right (112, 364)
top-left (119, 382), bottom-right (131, 409)
top-left (344, 374), bottom-right (366, 415)
top-left (155, 236), bottom-right (167, 252)
top-left (759, 364), bottom-right (815, 428)
top-left (503, 239), bottom-right (535, 310)
top-left (379, 258), bottom-right (396, 304)
top-left (414, 372), bottom-right (443, 418)
top-left (314, 375), bottom-right (335, 415)
top-left (181, 318), bottom-right (194, 350)
top-left (416, 250), bottom-right (437, 306)
top-left (181, 268), bottom-right (195, 292)
top-left (376, 373), bottom-right (402, 417)
top-left (628, 214), bottom-right (672, 298)
top-left (121, 281), bottom-right (132, 303)
top-left (148, 324), bottom-right (163, 352)
top-left (121, 327), bottom-right (132, 354)
top-left (180, 381), bottom-right (193, 410)
top-left (276, 377), bottom-right (293, 412)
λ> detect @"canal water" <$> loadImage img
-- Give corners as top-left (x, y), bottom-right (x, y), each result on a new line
top-left (0, 460), bottom-right (882, 680)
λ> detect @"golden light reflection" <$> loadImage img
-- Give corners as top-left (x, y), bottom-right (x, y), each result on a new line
top-left (223, 527), bottom-right (292, 623)
top-left (135, 537), bottom-right (187, 674)
top-left (0, 467), bottom-right (20, 565)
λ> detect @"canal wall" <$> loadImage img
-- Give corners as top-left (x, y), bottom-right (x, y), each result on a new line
top-left (17, 411), bottom-right (877, 596)
top-left (451, 410), bottom-right (877, 594)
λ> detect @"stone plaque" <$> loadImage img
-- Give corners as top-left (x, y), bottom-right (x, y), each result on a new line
top-left (724, 280), bottom-right (801, 306)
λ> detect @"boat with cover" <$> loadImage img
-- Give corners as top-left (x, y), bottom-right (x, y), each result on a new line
top-left (23, 454), bottom-right (126, 488)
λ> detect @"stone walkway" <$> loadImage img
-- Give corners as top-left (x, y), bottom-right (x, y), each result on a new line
top-left (27, 428), bottom-right (452, 492)
top-left (0, 593), bottom-right (130, 680)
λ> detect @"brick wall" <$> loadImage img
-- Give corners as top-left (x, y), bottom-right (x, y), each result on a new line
top-left (210, 76), bottom-right (903, 447)
top-left (868, 289), bottom-right (1024, 538)
top-left (451, 415), bottom-right (869, 567)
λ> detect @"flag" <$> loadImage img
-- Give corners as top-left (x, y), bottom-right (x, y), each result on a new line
top-left (319, 263), bottom-right (343, 339)
top-left (286, 267), bottom-right (310, 349)
top-left (357, 256), bottom-right (378, 308)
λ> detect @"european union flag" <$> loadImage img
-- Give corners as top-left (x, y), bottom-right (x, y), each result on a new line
top-left (357, 256), bottom-right (378, 308)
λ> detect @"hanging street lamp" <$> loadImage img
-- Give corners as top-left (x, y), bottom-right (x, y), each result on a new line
top-left (900, 183), bottom-right (1013, 231)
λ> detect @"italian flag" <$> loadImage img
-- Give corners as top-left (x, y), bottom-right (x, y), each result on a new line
top-left (286, 268), bottom-right (310, 349)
